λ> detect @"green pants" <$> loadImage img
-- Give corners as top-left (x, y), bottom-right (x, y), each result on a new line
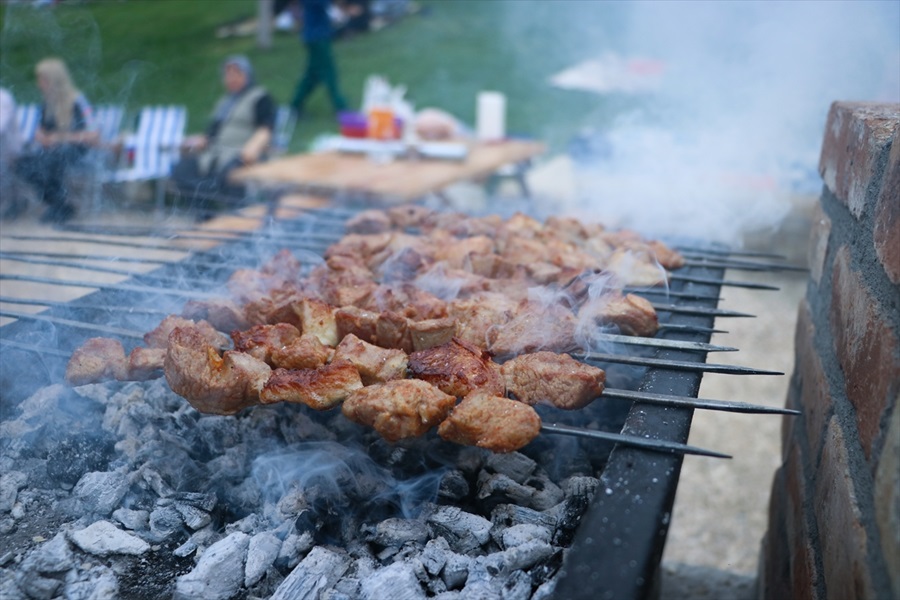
top-left (291, 40), bottom-right (348, 113)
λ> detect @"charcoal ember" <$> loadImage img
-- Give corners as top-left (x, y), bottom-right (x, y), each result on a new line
top-left (499, 569), bottom-right (533, 600)
top-left (425, 505), bottom-right (491, 554)
top-left (0, 471), bottom-right (27, 513)
top-left (322, 590), bottom-right (353, 600)
top-left (173, 491), bottom-right (217, 512)
top-left (112, 507), bottom-right (149, 531)
top-left (437, 469), bottom-right (469, 502)
top-left (561, 475), bottom-right (600, 500)
top-left (490, 504), bottom-right (559, 533)
top-left (441, 552), bottom-right (472, 590)
top-left (275, 531), bottom-right (314, 570)
top-left (45, 433), bottom-right (115, 487)
top-left (72, 470), bottom-right (130, 516)
top-left (483, 540), bottom-right (555, 578)
top-left (68, 520), bottom-right (150, 556)
top-left (500, 523), bottom-right (552, 549)
top-left (245, 531), bottom-right (281, 588)
top-left (193, 416), bottom-right (244, 456)
top-left (426, 575), bottom-right (449, 596)
top-left (528, 547), bottom-right (564, 588)
top-left (532, 577), bottom-right (558, 600)
top-left (139, 466), bottom-right (175, 499)
top-left (173, 538), bottom-right (198, 558)
top-left (63, 564), bottom-right (119, 600)
top-left (478, 471), bottom-right (565, 512)
top-left (174, 502), bottom-right (212, 531)
top-left (484, 452), bottom-right (537, 484)
top-left (433, 593), bottom-right (463, 600)
top-left (270, 546), bottom-right (351, 600)
top-left (174, 531), bottom-right (249, 600)
top-left (148, 504), bottom-right (185, 542)
top-left (14, 532), bottom-right (73, 600)
top-left (278, 410), bottom-right (337, 445)
top-left (359, 560), bottom-right (426, 600)
top-left (420, 536), bottom-right (451, 576)
top-left (552, 495), bottom-right (591, 547)
top-left (362, 517), bottom-right (429, 547)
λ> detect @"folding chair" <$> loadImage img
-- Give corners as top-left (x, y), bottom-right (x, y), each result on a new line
top-left (14, 103), bottom-right (41, 148)
top-left (109, 105), bottom-right (187, 211)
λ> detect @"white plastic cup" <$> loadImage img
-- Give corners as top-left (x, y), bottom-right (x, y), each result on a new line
top-left (476, 91), bottom-right (506, 142)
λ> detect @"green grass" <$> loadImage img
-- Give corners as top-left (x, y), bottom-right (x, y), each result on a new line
top-left (0, 0), bottom-right (643, 154)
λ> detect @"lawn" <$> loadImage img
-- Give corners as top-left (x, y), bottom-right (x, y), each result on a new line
top-left (0, 0), bottom-right (642, 154)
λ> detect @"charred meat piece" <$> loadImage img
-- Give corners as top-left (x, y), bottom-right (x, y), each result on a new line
top-left (165, 326), bottom-right (272, 416)
top-left (182, 298), bottom-right (251, 332)
top-left (578, 292), bottom-right (659, 338)
top-left (271, 333), bottom-right (335, 370)
top-left (260, 360), bottom-right (363, 410)
top-left (501, 351), bottom-right (605, 410)
top-left (487, 301), bottom-right (578, 358)
top-left (375, 310), bottom-right (414, 353)
top-left (408, 338), bottom-right (505, 398)
top-left (605, 248), bottom-right (669, 287)
top-left (296, 298), bottom-right (339, 346)
top-left (333, 333), bottom-right (409, 385)
top-left (437, 391), bottom-right (541, 453)
top-left (448, 293), bottom-right (518, 349)
top-left (342, 379), bottom-right (456, 443)
top-left (231, 323), bottom-right (302, 365)
top-left (144, 315), bottom-right (229, 350)
top-left (335, 306), bottom-right (380, 344)
top-left (66, 337), bottom-right (129, 385)
top-left (409, 317), bottom-right (457, 351)
top-left (127, 347), bottom-right (166, 381)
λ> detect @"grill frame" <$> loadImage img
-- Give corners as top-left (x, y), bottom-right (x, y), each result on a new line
top-left (0, 207), bottom-right (727, 600)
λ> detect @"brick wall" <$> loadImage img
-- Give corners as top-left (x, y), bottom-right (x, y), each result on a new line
top-left (759, 102), bottom-right (900, 600)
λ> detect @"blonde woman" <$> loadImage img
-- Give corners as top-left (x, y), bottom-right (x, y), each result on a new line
top-left (14, 57), bottom-right (98, 223)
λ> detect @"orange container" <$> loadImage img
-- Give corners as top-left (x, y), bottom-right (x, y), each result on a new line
top-left (367, 106), bottom-right (397, 140)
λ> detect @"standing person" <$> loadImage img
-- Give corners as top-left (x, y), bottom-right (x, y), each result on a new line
top-left (171, 55), bottom-right (276, 216)
top-left (287, 0), bottom-right (348, 116)
top-left (14, 58), bottom-right (98, 223)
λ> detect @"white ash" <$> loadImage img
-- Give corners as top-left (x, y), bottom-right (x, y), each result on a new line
top-left (1, 375), bottom-right (607, 599)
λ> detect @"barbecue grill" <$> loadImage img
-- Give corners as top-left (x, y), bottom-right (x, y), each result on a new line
top-left (0, 204), bottom-right (796, 599)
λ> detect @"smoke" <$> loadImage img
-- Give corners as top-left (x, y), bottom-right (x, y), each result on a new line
top-left (508, 0), bottom-right (900, 243)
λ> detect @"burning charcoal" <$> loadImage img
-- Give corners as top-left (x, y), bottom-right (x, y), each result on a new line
top-left (500, 570), bottom-right (533, 600)
top-left (322, 591), bottom-right (353, 600)
top-left (270, 546), bottom-right (351, 600)
top-left (529, 548), bottom-right (564, 589)
top-left (426, 576), bottom-right (449, 596)
top-left (524, 474), bottom-right (565, 511)
top-left (14, 532), bottom-right (73, 600)
top-left (482, 540), bottom-right (555, 578)
top-left (484, 452), bottom-right (537, 484)
top-left (245, 531), bottom-right (282, 588)
top-left (362, 517), bottom-right (429, 548)
top-left (140, 467), bottom-right (175, 498)
top-left (68, 520), bottom-right (150, 556)
top-left (275, 531), bottom-right (314, 570)
top-left (174, 531), bottom-right (250, 600)
top-left (420, 536), bottom-right (451, 576)
top-left (437, 469), bottom-right (469, 502)
top-left (46, 433), bottom-right (115, 487)
top-left (476, 472), bottom-right (534, 510)
top-left (500, 523), bottom-right (553, 549)
top-left (561, 475), bottom-right (600, 500)
top-left (441, 551), bottom-right (472, 590)
top-left (425, 505), bottom-right (491, 554)
top-left (64, 565), bottom-right (119, 600)
top-left (174, 502), bottom-right (212, 531)
top-left (490, 504), bottom-right (559, 532)
top-left (0, 471), bottom-right (27, 513)
top-left (112, 508), bottom-right (149, 531)
top-left (174, 491), bottom-right (218, 512)
top-left (551, 495), bottom-right (591, 547)
top-left (148, 504), bottom-right (184, 542)
top-left (532, 578), bottom-right (559, 600)
top-left (174, 538), bottom-right (198, 558)
top-left (359, 560), bottom-right (426, 600)
top-left (72, 471), bottom-right (129, 516)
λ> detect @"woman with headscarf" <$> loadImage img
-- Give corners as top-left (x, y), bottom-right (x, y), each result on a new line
top-left (14, 57), bottom-right (98, 223)
top-left (172, 55), bottom-right (276, 216)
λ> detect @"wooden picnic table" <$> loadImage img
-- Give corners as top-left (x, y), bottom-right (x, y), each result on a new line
top-left (230, 139), bottom-right (545, 204)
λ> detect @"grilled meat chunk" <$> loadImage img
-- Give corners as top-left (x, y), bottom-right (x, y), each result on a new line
top-left (127, 347), bottom-right (166, 381)
top-left (182, 299), bottom-right (251, 332)
top-left (342, 379), bottom-right (456, 443)
top-left (437, 391), bottom-right (541, 453)
top-left (501, 351), bottom-right (605, 410)
top-left (346, 209), bottom-right (392, 234)
top-left (297, 298), bottom-right (339, 346)
top-left (231, 323), bottom-right (302, 365)
top-left (408, 338), bottom-right (505, 398)
top-left (66, 337), bottom-right (129, 385)
top-left (409, 317), bottom-right (457, 351)
top-left (335, 306), bottom-right (380, 344)
top-left (333, 333), bottom-right (409, 385)
top-left (487, 301), bottom-right (578, 357)
top-left (260, 360), bottom-right (362, 410)
top-left (165, 326), bottom-right (272, 415)
top-left (578, 292), bottom-right (659, 338)
top-left (270, 333), bottom-right (335, 370)
top-left (144, 315), bottom-right (229, 350)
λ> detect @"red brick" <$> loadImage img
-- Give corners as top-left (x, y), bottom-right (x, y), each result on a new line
top-left (761, 466), bottom-right (793, 600)
top-left (783, 444), bottom-right (821, 600)
top-left (873, 394), bottom-right (900, 599)
top-left (814, 417), bottom-right (877, 599)
top-left (873, 126), bottom-right (900, 284)
top-left (831, 246), bottom-right (900, 461)
top-left (819, 102), bottom-right (899, 218)
top-left (792, 299), bottom-right (833, 458)
top-left (808, 202), bottom-right (831, 286)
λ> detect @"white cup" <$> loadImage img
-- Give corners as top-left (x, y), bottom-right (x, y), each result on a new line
top-left (476, 91), bottom-right (506, 142)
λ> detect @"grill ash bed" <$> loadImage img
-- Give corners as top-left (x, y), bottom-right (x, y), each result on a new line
top-left (0, 206), bottom-right (795, 600)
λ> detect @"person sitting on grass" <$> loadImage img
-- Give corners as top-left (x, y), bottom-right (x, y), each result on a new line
top-left (171, 55), bottom-right (276, 216)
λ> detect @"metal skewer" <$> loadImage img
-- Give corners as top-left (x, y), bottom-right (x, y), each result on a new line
top-left (591, 333), bottom-right (737, 353)
top-left (649, 303), bottom-right (755, 318)
top-left (583, 351), bottom-right (783, 376)
top-left (683, 258), bottom-right (807, 272)
top-left (599, 388), bottom-right (798, 415)
top-left (0, 274), bottom-right (216, 300)
top-left (668, 273), bottom-right (779, 291)
top-left (540, 423), bottom-right (730, 458)
top-left (674, 245), bottom-right (788, 260)
top-left (0, 296), bottom-right (173, 316)
top-left (0, 310), bottom-right (146, 339)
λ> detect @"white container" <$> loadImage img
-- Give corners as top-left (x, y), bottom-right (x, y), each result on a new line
top-left (476, 91), bottom-right (506, 142)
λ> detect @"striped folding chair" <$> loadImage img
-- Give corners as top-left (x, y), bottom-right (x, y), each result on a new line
top-left (110, 105), bottom-right (187, 210)
top-left (14, 104), bottom-right (41, 147)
